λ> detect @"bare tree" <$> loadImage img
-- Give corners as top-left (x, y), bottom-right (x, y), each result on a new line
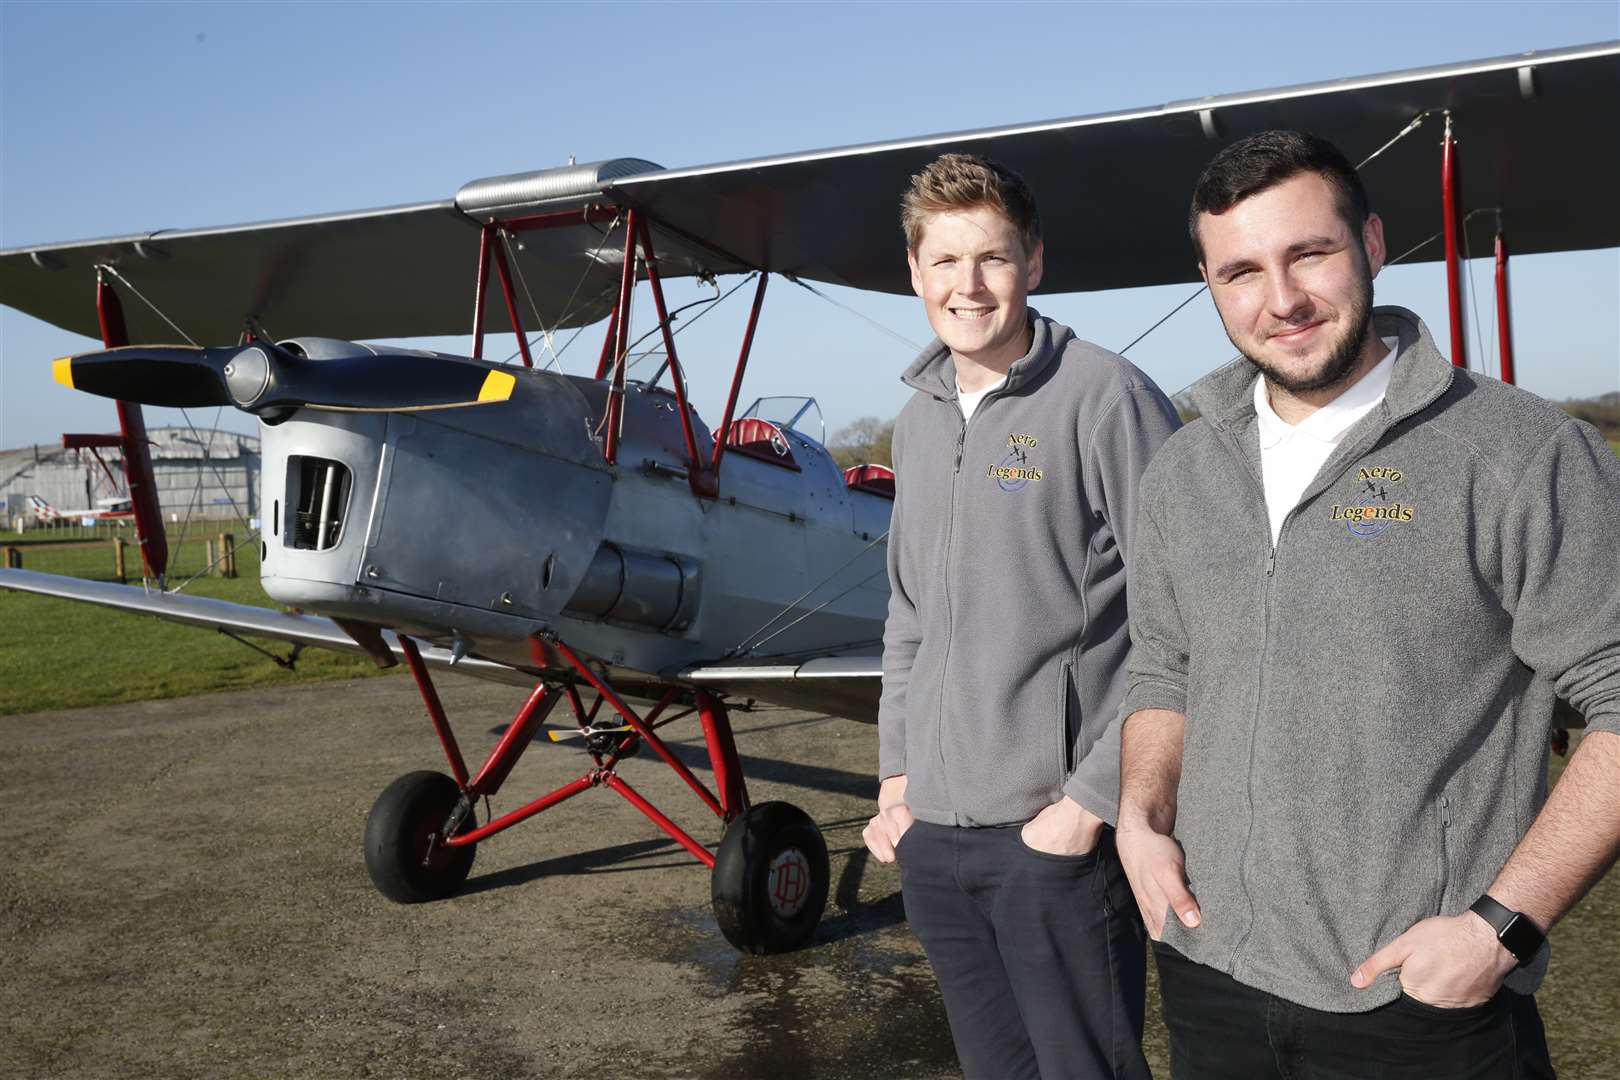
top-left (828, 416), bottom-right (895, 469)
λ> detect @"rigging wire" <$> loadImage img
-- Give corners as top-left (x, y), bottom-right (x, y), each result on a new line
top-left (1358, 111), bottom-right (1433, 170)
top-left (600, 264), bottom-right (756, 399)
top-left (499, 214), bottom-right (624, 368)
top-left (1461, 207), bottom-right (1504, 378)
top-left (1489, 210), bottom-right (1504, 381)
top-left (745, 637), bottom-right (886, 662)
top-left (727, 528), bottom-right (889, 657)
top-left (656, 271), bottom-right (752, 337)
top-left (96, 264), bottom-right (199, 347)
top-left (497, 228), bottom-right (561, 372)
top-left (167, 532), bottom-right (260, 595)
top-left (739, 566), bottom-right (891, 659)
top-left (1119, 287), bottom-right (1207, 356)
top-left (1116, 109), bottom-right (1439, 369)
top-left (1159, 228), bottom-right (1452, 405)
top-left (91, 264), bottom-right (259, 571)
top-left (598, 238), bottom-right (643, 389)
top-left (786, 274), bottom-right (926, 352)
top-left (622, 288), bottom-right (725, 373)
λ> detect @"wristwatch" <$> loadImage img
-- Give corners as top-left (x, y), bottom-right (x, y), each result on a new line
top-left (1469, 894), bottom-right (1544, 967)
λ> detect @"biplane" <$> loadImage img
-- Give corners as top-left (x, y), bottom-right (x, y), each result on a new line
top-left (2, 41), bottom-right (1616, 954)
top-left (25, 494), bottom-right (135, 526)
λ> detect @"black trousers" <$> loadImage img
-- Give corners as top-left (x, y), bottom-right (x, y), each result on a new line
top-left (1154, 941), bottom-right (1556, 1079)
top-left (898, 821), bottom-right (1149, 1080)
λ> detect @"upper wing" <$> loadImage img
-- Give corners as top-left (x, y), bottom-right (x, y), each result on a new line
top-left (3, 42), bottom-right (1614, 341)
top-left (0, 162), bottom-right (745, 346)
top-left (616, 41), bottom-right (1619, 295)
top-left (0, 567), bottom-right (536, 687)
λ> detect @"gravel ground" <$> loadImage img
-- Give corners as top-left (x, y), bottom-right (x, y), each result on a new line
top-left (0, 676), bottom-right (963, 1080)
top-left (2, 677), bottom-right (1611, 1079)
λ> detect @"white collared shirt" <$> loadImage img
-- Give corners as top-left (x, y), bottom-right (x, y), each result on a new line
top-left (1254, 337), bottom-right (1399, 545)
top-left (957, 375), bottom-right (1007, 422)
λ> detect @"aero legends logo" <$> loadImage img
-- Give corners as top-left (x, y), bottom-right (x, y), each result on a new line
top-left (988, 433), bottom-right (1044, 492)
top-left (1329, 466), bottom-right (1415, 537)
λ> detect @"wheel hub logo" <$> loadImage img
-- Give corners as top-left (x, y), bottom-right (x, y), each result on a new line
top-left (768, 849), bottom-right (810, 917)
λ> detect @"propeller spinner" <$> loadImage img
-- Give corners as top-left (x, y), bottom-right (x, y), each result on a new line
top-left (52, 342), bottom-right (516, 416)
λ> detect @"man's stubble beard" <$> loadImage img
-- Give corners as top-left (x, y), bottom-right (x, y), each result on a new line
top-left (1232, 262), bottom-right (1375, 397)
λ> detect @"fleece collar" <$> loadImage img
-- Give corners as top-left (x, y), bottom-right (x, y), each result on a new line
top-left (1189, 306), bottom-right (1454, 433)
top-left (900, 309), bottom-right (1069, 401)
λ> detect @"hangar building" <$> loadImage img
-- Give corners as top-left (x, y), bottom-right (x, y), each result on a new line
top-left (0, 427), bottom-right (259, 530)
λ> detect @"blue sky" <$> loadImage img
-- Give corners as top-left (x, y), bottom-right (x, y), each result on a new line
top-left (2, 1), bottom-right (1616, 450)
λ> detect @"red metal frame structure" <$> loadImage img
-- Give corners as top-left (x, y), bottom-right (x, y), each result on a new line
top-left (1440, 113), bottom-right (1467, 369)
top-left (76, 203), bottom-right (770, 866)
top-left (396, 631), bottom-right (748, 869)
top-left (60, 433), bottom-right (126, 491)
top-left (465, 204), bottom-right (769, 497)
top-left (94, 272), bottom-right (168, 580)
top-left (711, 273), bottom-right (770, 481)
top-left (1494, 225), bottom-right (1516, 386)
top-left (383, 208), bottom-right (771, 869)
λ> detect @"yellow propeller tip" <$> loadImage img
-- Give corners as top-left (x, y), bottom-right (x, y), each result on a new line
top-left (478, 369), bottom-right (516, 403)
top-left (52, 356), bottom-right (75, 389)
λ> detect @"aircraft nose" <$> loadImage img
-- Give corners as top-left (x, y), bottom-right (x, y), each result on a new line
top-left (223, 346), bottom-right (271, 406)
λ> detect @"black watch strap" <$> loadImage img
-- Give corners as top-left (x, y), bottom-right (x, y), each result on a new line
top-left (1469, 894), bottom-right (1544, 968)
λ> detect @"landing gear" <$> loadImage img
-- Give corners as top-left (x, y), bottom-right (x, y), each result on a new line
top-left (364, 770), bottom-right (477, 903)
top-left (378, 633), bottom-right (830, 954)
top-left (711, 801), bottom-right (829, 954)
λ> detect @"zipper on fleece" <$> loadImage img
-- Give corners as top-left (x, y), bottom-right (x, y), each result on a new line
top-left (1210, 420), bottom-right (1275, 974)
top-left (1210, 351), bottom-right (1454, 972)
top-left (1218, 376), bottom-right (1450, 972)
top-left (933, 405), bottom-right (970, 813)
top-left (932, 381), bottom-right (1014, 822)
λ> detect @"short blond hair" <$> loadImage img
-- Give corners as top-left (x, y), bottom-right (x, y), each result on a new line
top-left (901, 153), bottom-right (1041, 255)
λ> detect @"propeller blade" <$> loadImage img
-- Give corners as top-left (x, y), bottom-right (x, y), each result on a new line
top-left (53, 343), bottom-right (517, 415)
top-left (53, 345), bottom-right (234, 408)
top-left (272, 350), bottom-right (517, 414)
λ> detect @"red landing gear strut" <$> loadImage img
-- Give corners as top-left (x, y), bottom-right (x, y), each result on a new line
top-left (362, 634), bottom-right (829, 955)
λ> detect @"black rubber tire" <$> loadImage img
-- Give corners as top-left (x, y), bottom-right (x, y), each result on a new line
top-left (711, 801), bottom-right (829, 954)
top-left (363, 770), bottom-right (477, 903)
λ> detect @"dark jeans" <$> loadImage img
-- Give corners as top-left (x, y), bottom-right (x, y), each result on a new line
top-left (1154, 941), bottom-right (1556, 1079)
top-left (898, 820), bottom-right (1149, 1080)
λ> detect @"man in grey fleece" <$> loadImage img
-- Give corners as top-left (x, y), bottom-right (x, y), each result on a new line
top-left (861, 153), bottom-right (1180, 1079)
top-left (1117, 129), bottom-right (1620, 1078)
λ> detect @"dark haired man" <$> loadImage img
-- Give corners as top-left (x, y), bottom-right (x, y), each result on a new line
top-left (1116, 128), bottom-right (1620, 1077)
top-left (864, 152), bottom-right (1179, 1078)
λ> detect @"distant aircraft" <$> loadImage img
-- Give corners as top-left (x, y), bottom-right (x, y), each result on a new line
top-left (26, 494), bottom-right (134, 526)
top-left (1, 41), bottom-right (1614, 954)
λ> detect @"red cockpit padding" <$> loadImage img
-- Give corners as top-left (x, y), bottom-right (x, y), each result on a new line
top-left (723, 418), bottom-right (801, 471)
top-left (843, 464), bottom-right (895, 498)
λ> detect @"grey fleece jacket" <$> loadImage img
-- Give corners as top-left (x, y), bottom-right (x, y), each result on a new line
top-left (1124, 307), bottom-right (1620, 1013)
top-left (879, 311), bottom-right (1181, 827)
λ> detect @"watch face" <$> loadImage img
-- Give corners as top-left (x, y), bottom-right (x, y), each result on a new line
top-left (1499, 913), bottom-right (1544, 965)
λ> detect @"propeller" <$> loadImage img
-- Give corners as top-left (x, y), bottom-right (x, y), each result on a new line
top-left (52, 342), bottom-right (516, 416)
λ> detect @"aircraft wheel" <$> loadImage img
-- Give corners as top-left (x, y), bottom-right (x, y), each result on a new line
top-left (711, 801), bottom-right (829, 954)
top-left (363, 771), bottom-right (477, 903)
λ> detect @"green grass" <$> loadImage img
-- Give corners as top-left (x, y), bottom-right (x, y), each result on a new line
top-left (0, 525), bottom-right (387, 715)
